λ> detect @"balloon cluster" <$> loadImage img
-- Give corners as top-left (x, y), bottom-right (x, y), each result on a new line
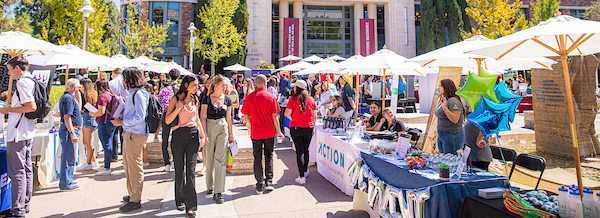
top-left (456, 70), bottom-right (523, 138)
top-left (348, 157), bottom-right (430, 218)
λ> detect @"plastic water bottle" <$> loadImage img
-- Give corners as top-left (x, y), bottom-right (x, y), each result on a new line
top-left (582, 188), bottom-right (597, 218)
top-left (277, 135), bottom-right (284, 144)
top-left (570, 190), bottom-right (584, 218)
top-left (558, 186), bottom-right (571, 218)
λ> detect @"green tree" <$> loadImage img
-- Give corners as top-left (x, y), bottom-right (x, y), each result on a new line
top-left (584, 0), bottom-right (600, 21)
top-left (224, 0), bottom-right (248, 67)
top-left (1, 0), bottom-right (32, 33)
top-left (17, 0), bottom-right (55, 41)
top-left (456, 0), bottom-right (472, 33)
top-left (121, 1), bottom-right (170, 58)
top-left (40, 0), bottom-right (110, 54)
top-left (531, 0), bottom-right (560, 24)
top-left (417, 0), bottom-right (439, 55)
top-left (446, 0), bottom-right (465, 44)
top-left (195, 0), bottom-right (246, 76)
top-left (100, 0), bottom-right (120, 56)
top-left (465, 0), bottom-right (529, 39)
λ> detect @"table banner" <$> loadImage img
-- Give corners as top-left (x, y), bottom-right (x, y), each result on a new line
top-left (282, 18), bottom-right (300, 57)
top-left (359, 19), bottom-right (376, 56)
top-left (316, 130), bottom-right (363, 196)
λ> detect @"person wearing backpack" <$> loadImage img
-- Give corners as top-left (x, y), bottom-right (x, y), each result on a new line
top-left (111, 67), bottom-right (149, 213)
top-left (157, 69), bottom-right (180, 172)
top-left (0, 56), bottom-right (39, 217)
top-left (90, 79), bottom-right (119, 176)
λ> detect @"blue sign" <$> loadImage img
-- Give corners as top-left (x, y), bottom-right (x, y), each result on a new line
top-left (252, 70), bottom-right (271, 78)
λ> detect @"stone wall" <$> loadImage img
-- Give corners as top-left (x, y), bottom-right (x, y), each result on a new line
top-left (532, 55), bottom-right (600, 158)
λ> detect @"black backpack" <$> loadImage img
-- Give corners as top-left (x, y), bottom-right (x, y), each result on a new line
top-left (133, 89), bottom-right (163, 134)
top-left (16, 77), bottom-right (51, 120)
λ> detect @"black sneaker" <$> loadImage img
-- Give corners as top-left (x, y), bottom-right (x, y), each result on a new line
top-left (176, 204), bottom-right (185, 211)
top-left (119, 201), bottom-right (141, 212)
top-left (186, 210), bottom-right (196, 218)
top-left (213, 193), bottom-right (224, 204)
top-left (265, 183), bottom-right (274, 191)
top-left (207, 189), bottom-right (213, 195)
top-left (122, 195), bottom-right (130, 202)
top-left (255, 184), bottom-right (264, 194)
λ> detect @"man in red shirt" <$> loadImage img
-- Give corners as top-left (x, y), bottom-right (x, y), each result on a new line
top-left (241, 74), bottom-right (284, 194)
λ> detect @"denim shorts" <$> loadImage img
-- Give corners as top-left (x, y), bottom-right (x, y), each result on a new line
top-left (82, 112), bottom-right (98, 129)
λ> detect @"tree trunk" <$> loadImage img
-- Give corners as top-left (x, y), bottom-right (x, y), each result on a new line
top-left (211, 60), bottom-right (215, 77)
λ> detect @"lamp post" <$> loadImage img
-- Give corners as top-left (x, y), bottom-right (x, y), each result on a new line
top-left (78, 0), bottom-right (95, 51)
top-left (187, 22), bottom-right (197, 72)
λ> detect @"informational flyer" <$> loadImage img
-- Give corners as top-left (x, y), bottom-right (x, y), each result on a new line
top-left (395, 133), bottom-right (412, 159)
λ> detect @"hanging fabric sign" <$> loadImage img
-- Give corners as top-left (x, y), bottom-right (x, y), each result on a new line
top-left (282, 18), bottom-right (300, 57)
top-left (359, 19), bottom-right (376, 56)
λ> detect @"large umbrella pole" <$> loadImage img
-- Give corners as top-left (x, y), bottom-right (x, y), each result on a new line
top-left (4, 49), bottom-right (27, 105)
top-left (475, 58), bottom-right (484, 76)
top-left (65, 65), bottom-right (69, 83)
top-left (355, 73), bottom-right (359, 123)
top-left (382, 69), bottom-right (386, 108)
top-left (558, 36), bottom-right (584, 197)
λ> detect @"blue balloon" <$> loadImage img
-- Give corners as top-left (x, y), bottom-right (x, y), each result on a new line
top-left (466, 96), bottom-right (513, 138)
top-left (494, 81), bottom-right (523, 123)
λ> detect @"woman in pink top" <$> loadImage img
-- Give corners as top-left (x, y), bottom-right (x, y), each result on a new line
top-left (164, 75), bottom-right (208, 217)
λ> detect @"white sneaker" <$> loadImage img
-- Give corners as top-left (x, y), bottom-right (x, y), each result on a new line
top-left (154, 138), bottom-right (160, 143)
top-left (295, 176), bottom-right (306, 184)
top-left (92, 161), bottom-right (99, 168)
top-left (95, 169), bottom-right (111, 176)
top-left (95, 166), bottom-right (105, 171)
top-left (164, 164), bottom-right (171, 172)
top-left (77, 163), bottom-right (93, 171)
top-left (143, 162), bottom-right (150, 167)
top-left (305, 170), bottom-right (309, 177)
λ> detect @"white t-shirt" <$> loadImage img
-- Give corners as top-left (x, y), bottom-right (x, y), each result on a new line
top-left (320, 90), bottom-right (333, 108)
top-left (7, 73), bottom-right (36, 143)
top-left (109, 76), bottom-right (129, 99)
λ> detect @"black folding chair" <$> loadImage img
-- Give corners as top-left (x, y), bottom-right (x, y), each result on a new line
top-left (490, 146), bottom-right (517, 162)
top-left (508, 153), bottom-right (546, 190)
top-left (406, 97), bottom-right (416, 113)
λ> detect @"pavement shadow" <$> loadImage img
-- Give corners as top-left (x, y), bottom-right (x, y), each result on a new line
top-left (40, 198), bottom-right (163, 217)
top-left (273, 139), bottom-right (354, 203)
top-left (327, 210), bottom-right (369, 218)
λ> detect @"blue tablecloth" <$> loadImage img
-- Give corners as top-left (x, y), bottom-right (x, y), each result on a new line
top-left (0, 149), bottom-right (11, 212)
top-left (361, 151), bottom-right (508, 218)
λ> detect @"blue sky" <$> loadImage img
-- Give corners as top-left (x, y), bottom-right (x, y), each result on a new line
top-left (111, 0), bottom-right (120, 10)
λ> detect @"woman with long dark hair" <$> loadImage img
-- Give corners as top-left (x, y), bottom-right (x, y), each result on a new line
top-left (165, 75), bottom-right (208, 216)
top-left (434, 79), bottom-right (465, 154)
top-left (77, 78), bottom-right (99, 171)
top-left (284, 80), bottom-right (317, 184)
top-left (200, 75), bottom-right (234, 204)
top-left (90, 79), bottom-right (116, 176)
top-left (327, 96), bottom-right (345, 117)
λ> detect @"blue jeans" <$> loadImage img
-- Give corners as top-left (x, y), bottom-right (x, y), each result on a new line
top-left (97, 118), bottom-right (116, 169)
top-left (437, 130), bottom-right (464, 155)
top-left (59, 125), bottom-right (80, 189)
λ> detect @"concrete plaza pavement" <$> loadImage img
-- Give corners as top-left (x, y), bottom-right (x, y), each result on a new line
top-left (27, 122), bottom-right (367, 217)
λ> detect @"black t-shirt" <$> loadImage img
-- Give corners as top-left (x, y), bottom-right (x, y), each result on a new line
top-left (202, 95), bottom-right (232, 119)
top-left (369, 113), bottom-right (383, 127)
top-left (380, 119), bottom-right (407, 132)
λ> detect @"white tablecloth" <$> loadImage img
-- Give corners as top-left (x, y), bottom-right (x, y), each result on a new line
top-left (316, 130), bottom-right (368, 196)
top-left (31, 131), bottom-right (61, 187)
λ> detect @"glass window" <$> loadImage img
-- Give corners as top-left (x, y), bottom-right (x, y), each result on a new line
top-left (571, 10), bottom-right (586, 19)
top-left (166, 2), bottom-right (180, 47)
top-left (152, 2), bottom-right (164, 25)
top-left (325, 28), bottom-right (341, 34)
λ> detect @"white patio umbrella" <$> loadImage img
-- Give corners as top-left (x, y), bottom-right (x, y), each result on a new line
top-left (111, 54), bottom-right (139, 69)
top-left (224, 64), bottom-right (252, 71)
top-left (343, 47), bottom-right (435, 111)
top-left (304, 54), bottom-right (325, 63)
top-left (322, 54), bottom-right (364, 74)
top-left (409, 35), bottom-right (557, 75)
top-left (294, 59), bottom-right (340, 75)
top-left (276, 61), bottom-right (314, 72)
top-left (279, 55), bottom-right (302, 61)
top-left (133, 55), bottom-right (164, 70)
top-left (0, 31), bottom-right (70, 104)
top-left (467, 15), bottom-right (600, 196)
top-left (26, 44), bottom-right (109, 81)
top-left (329, 55), bottom-right (346, 61)
top-left (148, 61), bottom-right (193, 76)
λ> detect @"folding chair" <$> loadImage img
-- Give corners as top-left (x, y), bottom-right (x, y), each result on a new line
top-left (508, 153), bottom-right (546, 190)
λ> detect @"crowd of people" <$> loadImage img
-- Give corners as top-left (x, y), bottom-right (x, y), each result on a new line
top-left (0, 55), bottom-right (491, 218)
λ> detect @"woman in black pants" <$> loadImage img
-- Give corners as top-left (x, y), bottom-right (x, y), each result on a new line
top-left (165, 75), bottom-right (208, 217)
top-left (284, 80), bottom-right (317, 185)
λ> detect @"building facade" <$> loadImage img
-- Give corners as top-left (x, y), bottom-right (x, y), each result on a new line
top-left (122, 0), bottom-right (595, 71)
top-left (121, 0), bottom-right (196, 67)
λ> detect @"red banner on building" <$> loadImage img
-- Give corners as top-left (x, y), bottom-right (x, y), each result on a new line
top-left (359, 19), bottom-right (376, 56)
top-left (282, 18), bottom-right (300, 57)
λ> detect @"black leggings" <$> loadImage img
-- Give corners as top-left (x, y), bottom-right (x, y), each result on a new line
top-left (290, 127), bottom-right (314, 177)
top-left (171, 126), bottom-right (200, 210)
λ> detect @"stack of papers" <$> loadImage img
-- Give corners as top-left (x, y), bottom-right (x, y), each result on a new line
top-left (478, 187), bottom-right (506, 199)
